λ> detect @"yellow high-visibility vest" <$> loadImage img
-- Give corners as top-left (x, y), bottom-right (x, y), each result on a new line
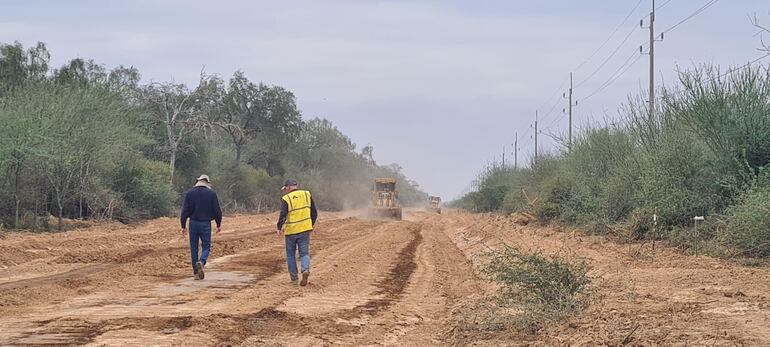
top-left (282, 189), bottom-right (313, 235)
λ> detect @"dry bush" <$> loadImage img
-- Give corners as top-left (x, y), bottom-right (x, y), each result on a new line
top-left (474, 246), bottom-right (593, 334)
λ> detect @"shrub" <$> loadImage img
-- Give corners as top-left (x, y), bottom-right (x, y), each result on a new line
top-left (721, 175), bottom-right (770, 257)
top-left (535, 201), bottom-right (560, 223)
top-left (454, 64), bottom-right (770, 258)
top-left (482, 246), bottom-right (592, 333)
top-left (628, 208), bottom-right (655, 240)
top-left (111, 158), bottom-right (173, 221)
top-left (216, 165), bottom-right (281, 213)
top-left (473, 184), bottom-right (510, 212)
top-left (599, 170), bottom-right (637, 221)
top-left (501, 187), bottom-right (528, 214)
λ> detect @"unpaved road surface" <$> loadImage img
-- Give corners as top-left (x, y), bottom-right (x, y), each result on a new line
top-left (1, 211), bottom-right (769, 346)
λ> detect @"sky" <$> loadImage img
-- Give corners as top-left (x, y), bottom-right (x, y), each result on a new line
top-left (2, 0), bottom-right (769, 199)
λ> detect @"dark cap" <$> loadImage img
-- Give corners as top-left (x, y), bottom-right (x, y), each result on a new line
top-left (281, 179), bottom-right (298, 190)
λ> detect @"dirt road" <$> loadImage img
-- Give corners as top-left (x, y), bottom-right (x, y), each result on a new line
top-left (1, 211), bottom-right (769, 346)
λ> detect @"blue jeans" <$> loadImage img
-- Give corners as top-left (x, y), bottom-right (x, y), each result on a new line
top-left (189, 220), bottom-right (212, 274)
top-left (285, 231), bottom-right (310, 280)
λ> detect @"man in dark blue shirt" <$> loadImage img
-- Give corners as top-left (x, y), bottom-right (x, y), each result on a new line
top-left (180, 174), bottom-right (222, 280)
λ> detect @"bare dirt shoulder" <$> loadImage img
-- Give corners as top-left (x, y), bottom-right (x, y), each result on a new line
top-left (440, 212), bottom-right (770, 346)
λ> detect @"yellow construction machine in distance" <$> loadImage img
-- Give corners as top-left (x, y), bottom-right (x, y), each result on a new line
top-left (427, 196), bottom-right (441, 214)
top-left (368, 177), bottom-right (402, 220)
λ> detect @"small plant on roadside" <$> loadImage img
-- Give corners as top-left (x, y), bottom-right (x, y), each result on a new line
top-left (481, 246), bottom-right (592, 333)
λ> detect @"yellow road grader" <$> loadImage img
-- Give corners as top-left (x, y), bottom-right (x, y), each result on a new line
top-left (368, 177), bottom-right (402, 220)
top-left (427, 196), bottom-right (441, 214)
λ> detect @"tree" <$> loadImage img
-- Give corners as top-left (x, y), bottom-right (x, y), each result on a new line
top-left (0, 41), bottom-right (49, 93)
top-left (0, 85), bottom-right (47, 227)
top-left (54, 59), bottom-right (141, 98)
top-left (0, 43), bottom-right (428, 228)
top-left (141, 75), bottom-right (211, 184)
top-left (208, 71), bottom-right (302, 171)
top-left (209, 71), bottom-right (260, 166)
top-left (0, 42), bottom-right (50, 227)
top-left (54, 58), bottom-right (107, 85)
top-left (249, 85), bottom-right (303, 175)
top-left (283, 118), bottom-right (356, 172)
top-left (4, 82), bottom-right (144, 230)
top-left (361, 145), bottom-right (375, 165)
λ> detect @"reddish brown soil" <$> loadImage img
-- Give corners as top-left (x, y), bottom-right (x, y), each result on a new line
top-left (0, 210), bottom-right (768, 346)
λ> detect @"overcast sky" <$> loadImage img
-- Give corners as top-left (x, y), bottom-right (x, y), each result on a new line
top-left (2, 0), bottom-right (769, 199)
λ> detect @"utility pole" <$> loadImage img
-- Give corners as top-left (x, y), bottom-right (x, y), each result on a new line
top-left (648, 0), bottom-right (655, 122)
top-left (514, 132), bottom-right (518, 169)
top-left (534, 111), bottom-right (538, 165)
top-left (557, 72), bottom-right (572, 151)
top-left (563, 73), bottom-right (577, 150)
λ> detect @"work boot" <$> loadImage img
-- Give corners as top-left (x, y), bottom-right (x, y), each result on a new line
top-left (196, 261), bottom-right (205, 280)
top-left (300, 271), bottom-right (309, 286)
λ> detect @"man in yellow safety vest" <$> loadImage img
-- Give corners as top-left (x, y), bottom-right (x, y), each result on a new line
top-left (276, 179), bottom-right (318, 286)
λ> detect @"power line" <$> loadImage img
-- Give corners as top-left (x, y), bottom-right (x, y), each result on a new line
top-left (543, 113), bottom-right (566, 133)
top-left (660, 0), bottom-right (720, 34)
top-left (575, 0), bottom-right (752, 112)
top-left (717, 52), bottom-right (770, 79)
top-left (537, 89), bottom-right (567, 128)
top-left (536, 1), bottom-right (644, 123)
top-left (535, 88), bottom-right (567, 126)
top-left (576, 52), bottom-right (769, 118)
top-left (656, 0), bottom-right (674, 11)
top-left (579, 50), bottom-right (644, 102)
top-left (537, 1), bottom-right (649, 145)
top-left (533, 0), bottom-right (726, 155)
top-left (535, 78), bottom-right (569, 122)
top-left (538, 1), bottom-right (646, 128)
top-left (571, 0), bottom-right (722, 103)
top-left (573, 0), bottom-right (645, 73)
top-left (575, 24), bottom-right (640, 89)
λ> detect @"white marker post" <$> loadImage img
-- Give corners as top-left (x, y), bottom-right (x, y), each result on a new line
top-left (652, 214), bottom-right (658, 253)
top-left (694, 216), bottom-right (705, 255)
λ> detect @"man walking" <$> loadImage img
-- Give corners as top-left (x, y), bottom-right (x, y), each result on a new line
top-left (276, 179), bottom-right (317, 286)
top-left (181, 174), bottom-right (222, 280)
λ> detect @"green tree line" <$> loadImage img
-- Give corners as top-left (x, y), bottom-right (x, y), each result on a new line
top-left (455, 63), bottom-right (770, 258)
top-left (0, 41), bottom-right (426, 231)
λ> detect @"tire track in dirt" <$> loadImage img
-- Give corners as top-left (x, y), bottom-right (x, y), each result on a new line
top-left (0, 224), bottom-right (280, 308)
top-left (198, 221), bottom-right (426, 346)
top-left (0, 264), bottom-right (114, 291)
top-left (0, 213), bottom-right (486, 346)
top-left (1, 245), bottom-right (288, 346)
top-left (349, 223), bottom-right (423, 313)
top-left (0, 215), bottom-right (384, 346)
top-left (273, 220), bottom-right (410, 316)
top-left (343, 215), bottom-right (485, 346)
